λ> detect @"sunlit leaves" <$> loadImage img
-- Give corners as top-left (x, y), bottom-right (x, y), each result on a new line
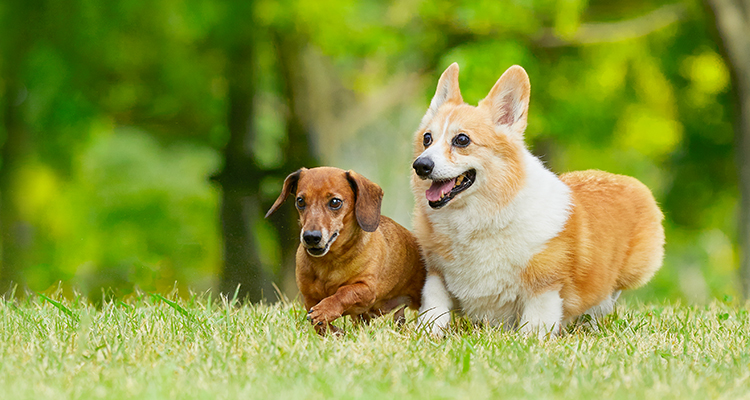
top-left (681, 50), bottom-right (729, 96)
top-left (680, 50), bottom-right (731, 113)
top-left (615, 105), bottom-right (683, 159)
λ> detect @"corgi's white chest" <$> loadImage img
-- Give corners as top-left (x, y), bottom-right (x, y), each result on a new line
top-left (428, 214), bottom-right (535, 324)
top-left (424, 150), bottom-right (572, 325)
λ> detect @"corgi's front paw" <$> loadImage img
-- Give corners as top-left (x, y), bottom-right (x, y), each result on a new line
top-left (418, 306), bottom-right (451, 338)
top-left (519, 289), bottom-right (563, 340)
top-left (519, 322), bottom-right (560, 340)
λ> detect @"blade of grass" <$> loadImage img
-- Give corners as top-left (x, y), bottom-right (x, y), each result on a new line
top-left (38, 292), bottom-right (80, 322)
top-left (152, 293), bottom-right (192, 319)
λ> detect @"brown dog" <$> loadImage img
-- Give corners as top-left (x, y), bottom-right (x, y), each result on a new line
top-left (266, 167), bottom-right (426, 334)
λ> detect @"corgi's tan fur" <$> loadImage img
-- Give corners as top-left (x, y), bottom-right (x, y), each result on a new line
top-left (412, 63), bottom-right (664, 338)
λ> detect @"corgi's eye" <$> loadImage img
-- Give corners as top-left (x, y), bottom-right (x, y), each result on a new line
top-left (452, 133), bottom-right (471, 148)
top-left (329, 198), bottom-right (342, 210)
top-left (296, 197), bottom-right (306, 209)
top-left (423, 132), bottom-right (432, 147)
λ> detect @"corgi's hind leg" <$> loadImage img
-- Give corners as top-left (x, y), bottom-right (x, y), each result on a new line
top-left (578, 290), bottom-right (621, 330)
top-left (586, 290), bottom-right (621, 318)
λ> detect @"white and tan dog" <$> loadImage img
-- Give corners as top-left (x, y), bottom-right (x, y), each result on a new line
top-left (412, 63), bottom-right (665, 338)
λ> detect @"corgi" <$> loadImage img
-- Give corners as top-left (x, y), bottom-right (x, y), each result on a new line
top-left (411, 63), bottom-right (665, 338)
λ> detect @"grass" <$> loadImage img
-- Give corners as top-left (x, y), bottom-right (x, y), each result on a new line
top-left (1, 290), bottom-right (749, 400)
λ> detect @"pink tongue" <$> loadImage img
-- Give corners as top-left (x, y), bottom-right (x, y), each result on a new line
top-left (425, 179), bottom-right (456, 202)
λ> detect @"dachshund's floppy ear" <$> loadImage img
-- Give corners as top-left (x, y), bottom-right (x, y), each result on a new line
top-left (265, 168), bottom-right (305, 218)
top-left (345, 170), bottom-right (383, 232)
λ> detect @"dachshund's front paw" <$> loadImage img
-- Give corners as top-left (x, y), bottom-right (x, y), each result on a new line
top-left (313, 321), bottom-right (344, 336)
top-left (308, 298), bottom-right (343, 327)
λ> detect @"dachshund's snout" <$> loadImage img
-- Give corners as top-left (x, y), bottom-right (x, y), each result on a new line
top-left (302, 230), bottom-right (323, 246)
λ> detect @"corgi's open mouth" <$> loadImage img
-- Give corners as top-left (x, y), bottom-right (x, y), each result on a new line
top-left (305, 232), bottom-right (339, 257)
top-left (425, 169), bottom-right (476, 209)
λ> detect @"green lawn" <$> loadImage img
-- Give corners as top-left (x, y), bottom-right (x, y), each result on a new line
top-left (1, 290), bottom-right (748, 400)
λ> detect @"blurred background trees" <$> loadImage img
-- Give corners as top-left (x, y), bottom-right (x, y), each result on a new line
top-left (706, 0), bottom-right (750, 297)
top-left (0, 0), bottom-right (744, 302)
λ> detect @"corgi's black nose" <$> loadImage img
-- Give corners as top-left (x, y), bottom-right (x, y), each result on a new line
top-left (302, 230), bottom-right (323, 246)
top-left (413, 157), bottom-right (434, 178)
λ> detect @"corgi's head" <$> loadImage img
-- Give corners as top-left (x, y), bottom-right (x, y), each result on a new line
top-left (411, 63), bottom-right (529, 211)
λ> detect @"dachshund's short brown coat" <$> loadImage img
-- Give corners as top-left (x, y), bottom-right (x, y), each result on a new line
top-left (266, 167), bottom-right (426, 334)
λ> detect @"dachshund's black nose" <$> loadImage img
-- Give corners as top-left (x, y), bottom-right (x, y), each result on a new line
top-left (302, 230), bottom-right (323, 246)
top-left (412, 157), bottom-right (434, 178)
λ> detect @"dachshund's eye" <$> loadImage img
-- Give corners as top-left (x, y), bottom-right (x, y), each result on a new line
top-left (329, 198), bottom-right (342, 210)
top-left (423, 132), bottom-right (433, 147)
top-left (296, 197), bottom-right (306, 209)
top-left (452, 133), bottom-right (471, 148)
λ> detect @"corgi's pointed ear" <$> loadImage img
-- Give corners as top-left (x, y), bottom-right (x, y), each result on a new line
top-left (480, 65), bottom-right (530, 136)
top-left (345, 170), bottom-right (383, 232)
top-left (422, 63), bottom-right (463, 124)
top-left (265, 168), bottom-right (305, 218)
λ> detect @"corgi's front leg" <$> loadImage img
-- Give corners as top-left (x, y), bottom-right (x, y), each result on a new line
top-left (418, 273), bottom-right (453, 337)
top-left (519, 289), bottom-right (563, 340)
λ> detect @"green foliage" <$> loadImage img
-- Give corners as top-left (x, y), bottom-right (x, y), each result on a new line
top-left (15, 129), bottom-right (220, 296)
top-left (0, 293), bottom-right (748, 399)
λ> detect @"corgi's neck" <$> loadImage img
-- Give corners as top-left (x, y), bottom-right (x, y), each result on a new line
top-left (495, 149), bottom-right (572, 237)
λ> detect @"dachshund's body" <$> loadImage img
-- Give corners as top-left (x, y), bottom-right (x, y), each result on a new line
top-left (295, 214), bottom-right (424, 323)
top-left (267, 167), bottom-right (426, 333)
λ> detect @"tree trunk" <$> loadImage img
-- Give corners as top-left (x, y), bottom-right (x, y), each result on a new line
top-left (0, 82), bottom-right (31, 293)
top-left (0, 1), bottom-right (34, 293)
top-left (215, 42), bottom-right (274, 302)
top-left (706, 0), bottom-right (750, 297)
top-left (737, 80), bottom-right (750, 298)
top-left (215, 11), bottom-right (320, 301)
